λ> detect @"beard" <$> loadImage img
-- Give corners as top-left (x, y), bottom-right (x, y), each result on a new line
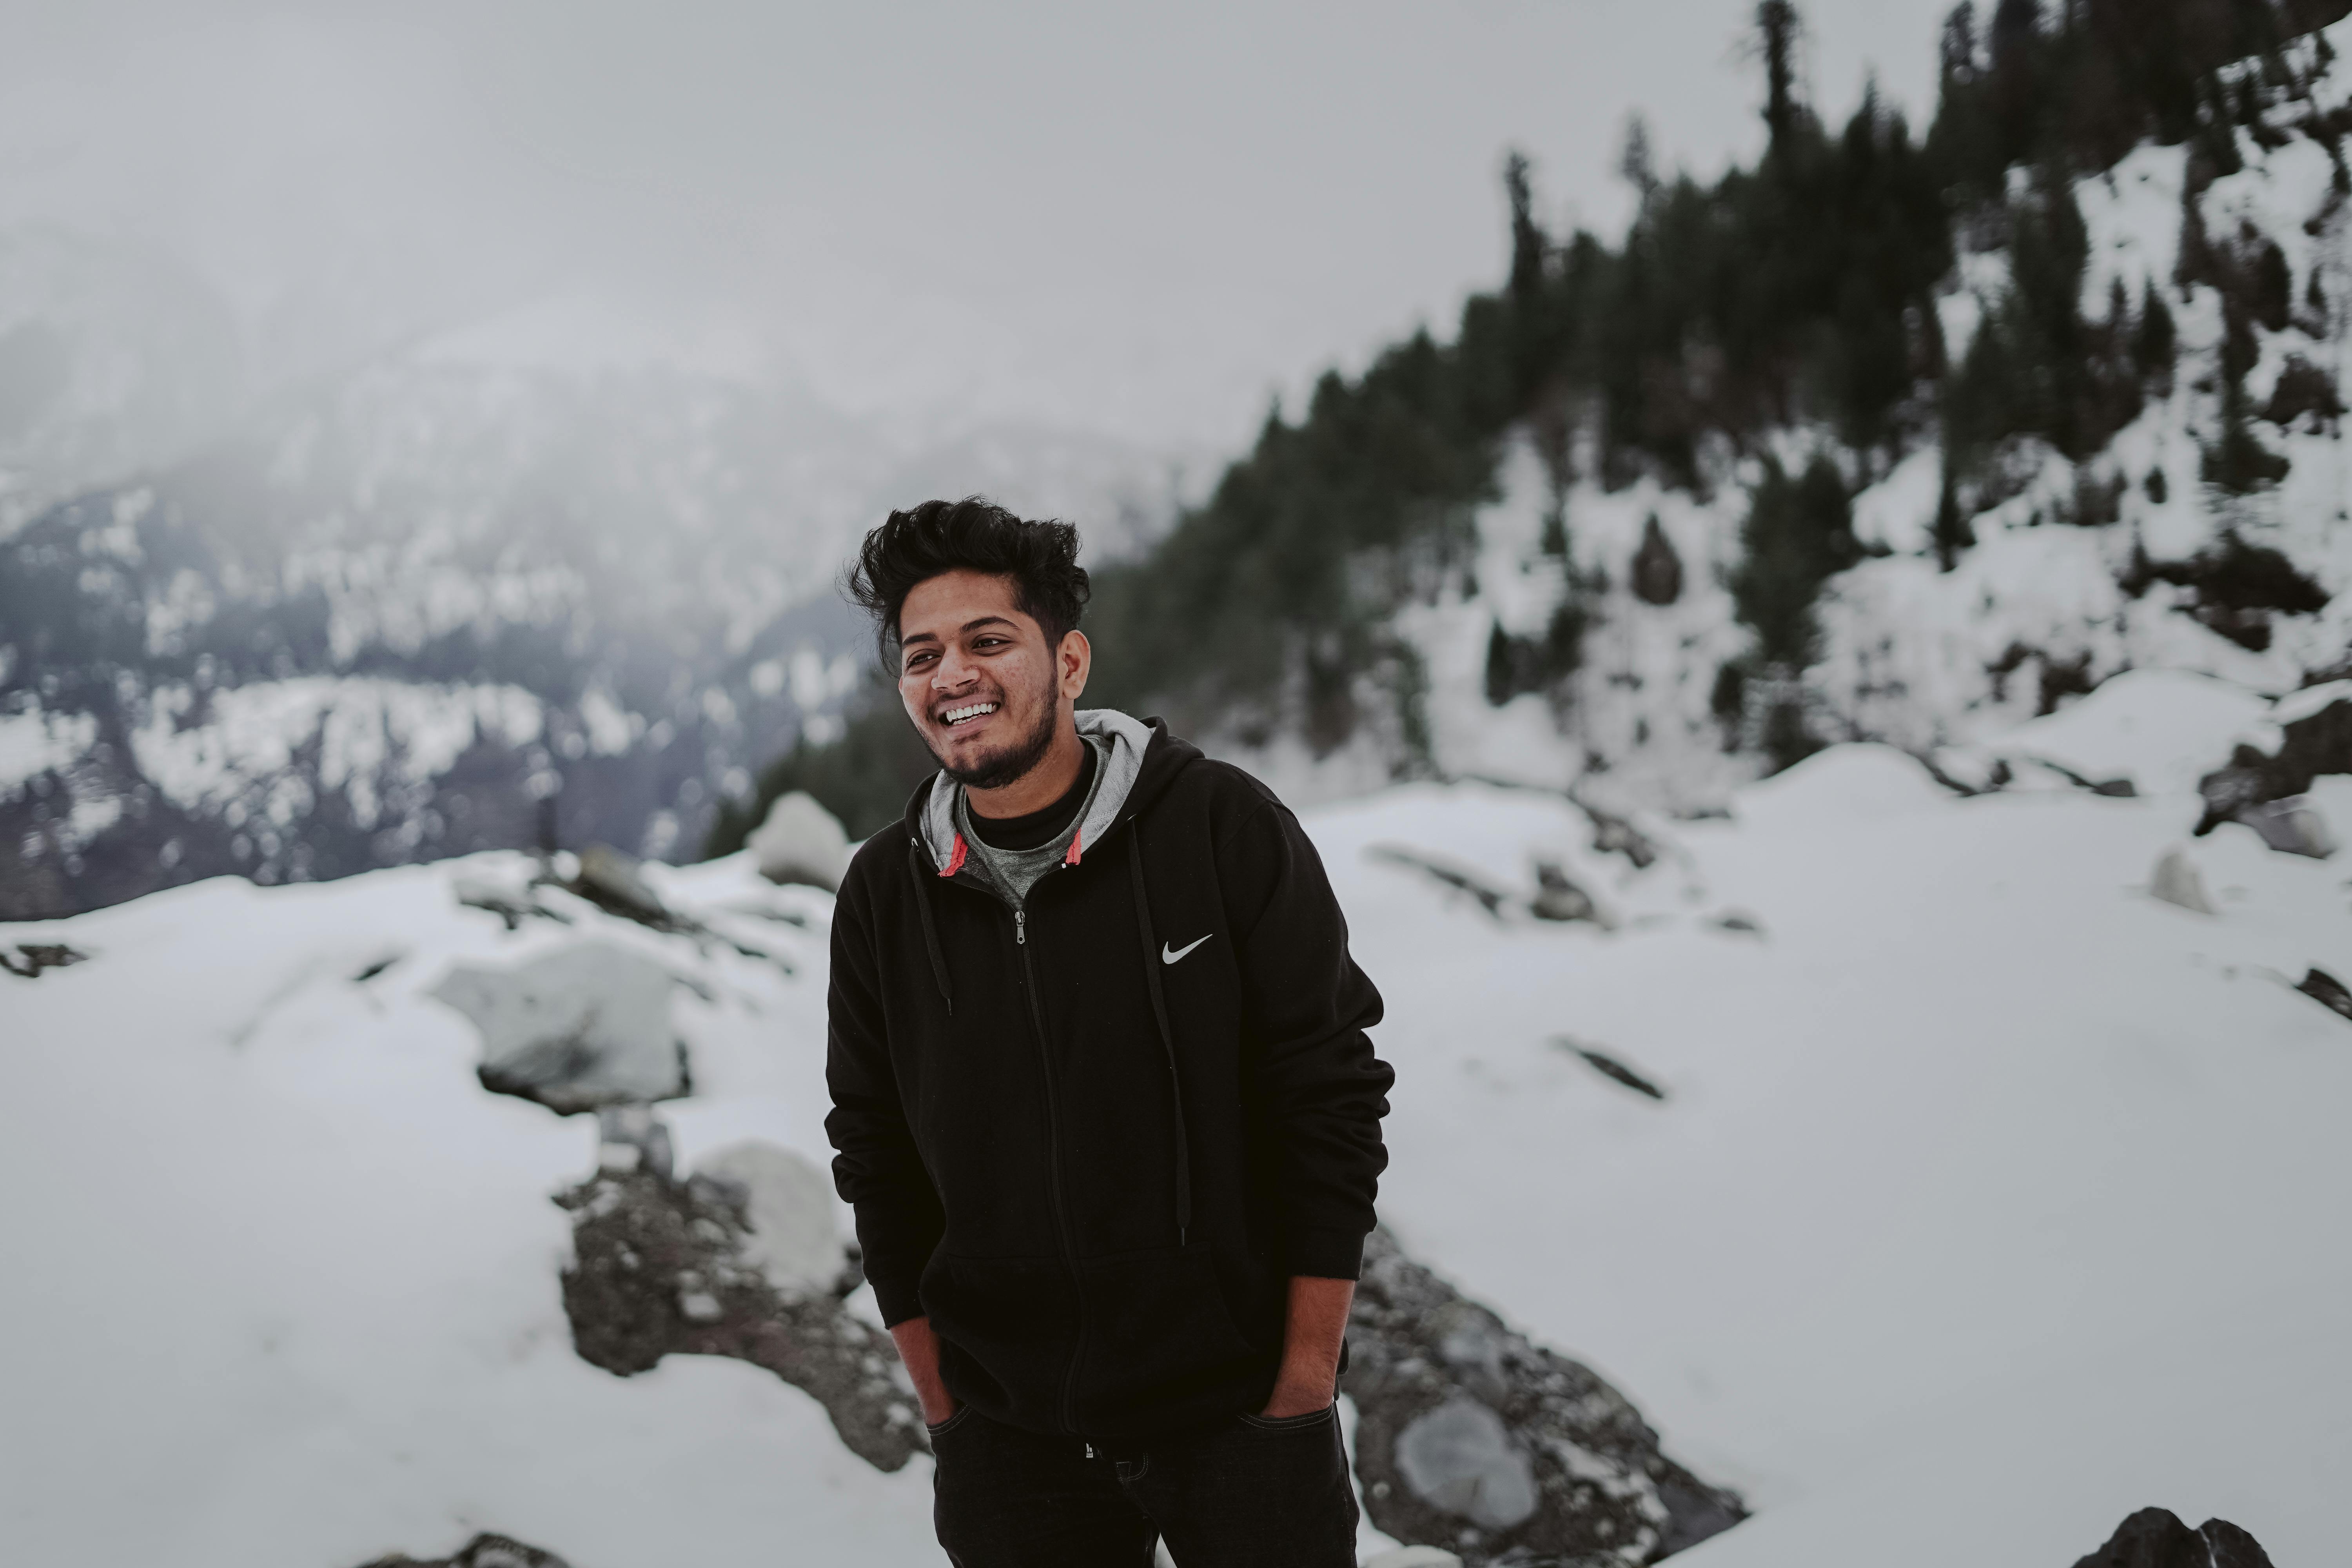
top-left (930, 676), bottom-right (1062, 791)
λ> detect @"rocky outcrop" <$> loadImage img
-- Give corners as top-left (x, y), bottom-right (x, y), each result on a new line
top-left (2197, 688), bottom-right (2352, 835)
top-left (428, 942), bottom-right (690, 1114)
top-left (748, 790), bottom-right (851, 892)
top-left (556, 1153), bottom-right (926, 1472)
top-left (2296, 966), bottom-right (2352, 1023)
top-left (1343, 1229), bottom-right (1743, 1564)
top-left (0, 942), bottom-right (85, 978)
top-left (356, 1534), bottom-right (572, 1568)
top-left (2069, 1506), bottom-right (2273, 1568)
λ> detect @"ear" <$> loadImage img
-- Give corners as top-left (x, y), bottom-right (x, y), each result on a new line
top-left (1057, 630), bottom-right (1092, 702)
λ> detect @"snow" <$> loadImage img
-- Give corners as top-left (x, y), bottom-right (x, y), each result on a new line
top-left (6, 674), bottom-right (2347, 1565)
top-left (0, 701), bottom-right (97, 788)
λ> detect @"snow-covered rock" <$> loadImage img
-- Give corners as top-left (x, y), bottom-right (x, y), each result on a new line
top-left (2236, 795), bottom-right (2337, 858)
top-left (693, 1140), bottom-right (843, 1300)
top-left (2150, 846), bottom-right (2220, 915)
top-left (747, 791), bottom-right (851, 892)
top-left (1345, 1229), bottom-right (1740, 1561)
top-left (428, 940), bottom-right (688, 1113)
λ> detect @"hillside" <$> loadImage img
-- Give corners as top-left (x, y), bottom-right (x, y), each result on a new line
top-left (724, 0), bottom-right (2352, 843)
top-left (6, 671), bottom-right (2347, 1566)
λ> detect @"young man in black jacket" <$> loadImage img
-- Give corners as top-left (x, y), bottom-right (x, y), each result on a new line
top-left (824, 497), bottom-right (1394, 1566)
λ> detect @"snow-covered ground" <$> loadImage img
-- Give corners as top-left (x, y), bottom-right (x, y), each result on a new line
top-left (4, 673), bottom-right (2348, 1566)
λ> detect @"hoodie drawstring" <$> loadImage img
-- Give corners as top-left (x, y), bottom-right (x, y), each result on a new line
top-left (907, 840), bottom-right (955, 1016)
top-left (1126, 829), bottom-right (1192, 1247)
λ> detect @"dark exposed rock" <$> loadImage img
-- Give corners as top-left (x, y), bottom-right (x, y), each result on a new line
top-left (355, 1533), bottom-right (572, 1568)
top-left (1343, 1229), bottom-right (1743, 1564)
top-left (568, 844), bottom-right (673, 927)
top-left (2197, 690), bottom-right (2352, 834)
top-left (2296, 965), bottom-right (2352, 1022)
top-left (1629, 515), bottom-right (1685, 606)
top-left (1528, 860), bottom-right (1613, 929)
top-left (556, 1164), bottom-right (926, 1472)
top-left (2068, 1506), bottom-right (2274, 1568)
top-left (1, 942), bottom-right (86, 978)
top-left (1369, 845), bottom-right (1511, 920)
top-left (1558, 1039), bottom-right (1666, 1101)
top-left (2238, 796), bottom-right (2336, 858)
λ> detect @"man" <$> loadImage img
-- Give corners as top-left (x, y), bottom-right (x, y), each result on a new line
top-left (824, 497), bottom-right (1394, 1566)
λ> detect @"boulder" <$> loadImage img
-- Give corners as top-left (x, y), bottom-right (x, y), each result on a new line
top-left (568, 843), bottom-right (671, 926)
top-left (2069, 1506), bottom-right (2273, 1568)
top-left (356, 1534), bottom-right (571, 1568)
top-left (1, 942), bottom-right (86, 978)
top-left (749, 791), bottom-right (852, 891)
top-left (2296, 966), bottom-right (2352, 1022)
top-left (1530, 859), bottom-right (1617, 929)
top-left (693, 1140), bottom-right (843, 1299)
top-left (2196, 687), bottom-right (2352, 834)
top-left (2237, 795), bottom-right (2336, 858)
top-left (556, 1156), bottom-right (923, 1472)
top-left (2150, 848), bottom-right (2218, 916)
top-left (428, 942), bottom-right (688, 1114)
top-left (1344, 1229), bottom-right (1743, 1564)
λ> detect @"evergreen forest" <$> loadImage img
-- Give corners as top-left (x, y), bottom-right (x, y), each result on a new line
top-left (708, 0), bottom-right (2352, 853)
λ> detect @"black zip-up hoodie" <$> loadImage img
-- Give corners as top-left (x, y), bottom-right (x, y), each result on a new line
top-left (824, 713), bottom-right (1393, 1442)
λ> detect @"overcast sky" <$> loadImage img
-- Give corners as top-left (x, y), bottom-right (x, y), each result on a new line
top-left (0, 0), bottom-right (1958, 457)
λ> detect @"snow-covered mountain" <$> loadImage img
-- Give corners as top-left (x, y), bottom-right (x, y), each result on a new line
top-left (4, 670), bottom-right (2345, 1566)
top-left (0, 331), bottom-right (1178, 916)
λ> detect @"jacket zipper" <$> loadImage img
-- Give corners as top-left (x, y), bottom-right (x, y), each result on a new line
top-left (1014, 898), bottom-right (1085, 1435)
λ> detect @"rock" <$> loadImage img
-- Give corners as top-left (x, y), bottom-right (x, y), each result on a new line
top-left (1529, 859), bottom-right (1617, 929)
top-left (2149, 848), bottom-right (2218, 916)
top-left (1344, 1229), bottom-right (1743, 1564)
top-left (568, 843), bottom-right (672, 926)
top-left (693, 1140), bottom-right (844, 1299)
top-left (355, 1533), bottom-right (572, 1568)
top-left (2197, 688), bottom-right (2352, 835)
top-left (749, 790), bottom-right (852, 891)
top-left (1368, 845), bottom-right (1510, 920)
top-left (556, 1160), bottom-right (924, 1472)
top-left (452, 871), bottom-right (570, 931)
top-left (2069, 1506), bottom-right (2274, 1568)
top-left (1396, 1395), bottom-right (1540, 1530)
top-left (1704, 910), bottom-right (1765, 936)
top-left (428, 941), bottom-right (688, 1114)
top-left (1558, 1040), bottom-right (1666, 1100)
top-left (0, 942), bottom-right (87, 978)
top-left (1629, 514), bottom-right (1684, 606)
top-left (2296, 966), bottom-right (2352, 1022)
top-left (2238, 795), bottom-right (2336, 858)
top-left (1363, 1550), bottom-right (1465, 1568)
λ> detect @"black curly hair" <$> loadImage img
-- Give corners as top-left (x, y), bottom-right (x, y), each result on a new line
top-left (845, 496), bottom-right (1091, 664)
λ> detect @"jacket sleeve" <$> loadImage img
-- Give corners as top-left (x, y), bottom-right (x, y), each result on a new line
top-left (823, 864), bottom-right (945, 1327)
top-left (1217, 797), bottom-right (1394, 1280)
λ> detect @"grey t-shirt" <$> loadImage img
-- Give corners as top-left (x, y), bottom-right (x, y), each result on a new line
top-left (955, 737), bottom-right (1107, 910)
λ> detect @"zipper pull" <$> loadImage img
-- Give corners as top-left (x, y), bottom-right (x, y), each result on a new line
top-left (1015, 909), bottom-right (1026, 945)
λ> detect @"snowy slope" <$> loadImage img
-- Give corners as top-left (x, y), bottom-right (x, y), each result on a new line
top-left (5, 670), bottom-right (2347, 1566)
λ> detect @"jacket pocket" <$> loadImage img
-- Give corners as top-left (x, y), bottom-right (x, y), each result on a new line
top-left (920, 1252), bottom-right (1081, 1430)
top-left (1071, 1249), bottom-right (1269, 1427)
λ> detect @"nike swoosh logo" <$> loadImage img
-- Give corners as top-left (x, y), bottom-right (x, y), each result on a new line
top-left (1161, 934), bottom-right (1211, 965)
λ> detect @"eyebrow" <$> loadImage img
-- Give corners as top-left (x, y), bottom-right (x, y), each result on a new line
top-left (901, 614), bottom-right (1018, 648)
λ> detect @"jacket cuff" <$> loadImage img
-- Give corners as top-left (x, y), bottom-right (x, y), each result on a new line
top-left (1285, 1226), bottom-right (1367, 1281)
top-left (867, 1267), bottom-right (929, 1328)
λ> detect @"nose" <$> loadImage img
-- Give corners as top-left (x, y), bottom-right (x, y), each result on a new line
top-left (931, 646), bottom-right (979, 693)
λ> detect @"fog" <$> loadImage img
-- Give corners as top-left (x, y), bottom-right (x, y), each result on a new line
top-left (0, 0), bottom-right (1953, 468)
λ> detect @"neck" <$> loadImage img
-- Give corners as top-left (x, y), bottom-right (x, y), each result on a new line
top-left (965, 713), bottom-right (1085, 819)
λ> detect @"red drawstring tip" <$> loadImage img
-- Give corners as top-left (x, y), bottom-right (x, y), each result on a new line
top-left (1063, 833), bottom-right (1083, 866)
top-left (940, 835), bottom-right (967, 877)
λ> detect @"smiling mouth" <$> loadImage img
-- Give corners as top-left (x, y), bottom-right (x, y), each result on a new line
top-left (940, 701), bottom-right (1000, 727)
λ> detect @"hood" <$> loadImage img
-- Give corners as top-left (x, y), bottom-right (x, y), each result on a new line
top-left (913, 709), bottom-right (1189, 873)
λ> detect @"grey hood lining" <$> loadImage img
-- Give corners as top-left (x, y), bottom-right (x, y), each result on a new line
top-left (920, 708), bottom-right (1154, 873)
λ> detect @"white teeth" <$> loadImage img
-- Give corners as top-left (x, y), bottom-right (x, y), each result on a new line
top-left (942, 702), bottom-right (999, 725)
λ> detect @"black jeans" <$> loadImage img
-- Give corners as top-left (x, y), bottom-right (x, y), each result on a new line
top-left (929, 1403), bottom-right (1359, 1567)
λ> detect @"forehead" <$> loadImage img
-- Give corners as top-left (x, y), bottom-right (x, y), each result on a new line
top-left (898, 570), bottom-right (1038, 641)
